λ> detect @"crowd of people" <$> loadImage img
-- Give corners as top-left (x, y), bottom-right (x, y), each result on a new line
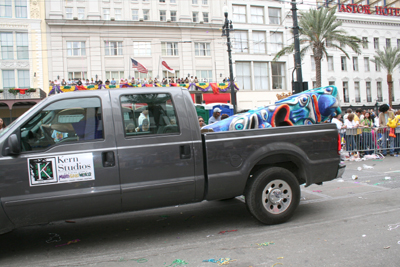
top-left (49, 75), bottom-right (220, 88)
top-left (198, 104), bottom-right (400, 157)
top-left (331, 104), bottom-right (400, 157)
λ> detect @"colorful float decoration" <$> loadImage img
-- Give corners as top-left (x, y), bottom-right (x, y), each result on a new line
top-left (387, 115), bottom-right (400, 138)
top-left (202, 86), bottom-right (342, 132)
top-left (49, 82), bottom-right (239, 95)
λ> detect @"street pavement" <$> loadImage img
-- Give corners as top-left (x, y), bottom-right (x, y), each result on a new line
top-left (1, 157), bottom-right (400, 266)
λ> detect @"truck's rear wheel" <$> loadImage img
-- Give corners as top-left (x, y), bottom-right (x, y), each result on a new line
top-left (245, 167), bottom-right (300, 225)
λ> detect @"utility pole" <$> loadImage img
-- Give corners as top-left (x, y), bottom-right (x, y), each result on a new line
top-left (291, 0), bottom-right (303, 94)
top-left (222, 8), bottom-right (237, 114)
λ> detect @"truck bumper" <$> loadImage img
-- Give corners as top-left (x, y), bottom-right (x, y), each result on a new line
top-left (336, 163), bottom-right (346, 178)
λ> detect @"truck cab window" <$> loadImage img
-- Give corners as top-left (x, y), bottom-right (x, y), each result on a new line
top-left (120, 93), bottom-right (179, 136)
top-left (20, 98), bottom-right (103, 152)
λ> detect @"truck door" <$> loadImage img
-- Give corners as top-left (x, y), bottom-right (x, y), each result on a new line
top-left (110, 90), bottom-right (196, 211)
top-left (0, 91), bottom-right (121, 226)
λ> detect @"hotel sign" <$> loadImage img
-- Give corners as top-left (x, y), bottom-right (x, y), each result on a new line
top-left (338, 4), bottom-right (400, 16)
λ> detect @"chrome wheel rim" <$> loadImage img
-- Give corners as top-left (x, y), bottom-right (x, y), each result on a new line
top-left (262, 179), bottom-right (292, 214)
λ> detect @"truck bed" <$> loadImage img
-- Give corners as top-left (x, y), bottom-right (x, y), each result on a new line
top-left (202, 123), bottom-right (340, 200)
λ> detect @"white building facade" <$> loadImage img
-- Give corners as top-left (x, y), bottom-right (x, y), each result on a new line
top-left (43, 0), bottom-right (400, 111)
top-left (44, 0), bottom-right (293, 111)
top-left (45, 0), bottom-right (227, 86)
top-left (0, 0), bottom-right (48, 90)
top-left (293, 4), bottom-right (400, 110)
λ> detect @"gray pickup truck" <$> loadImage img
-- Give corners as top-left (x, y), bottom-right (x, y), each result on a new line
top-left (0, 87), bottom-right (344, 234)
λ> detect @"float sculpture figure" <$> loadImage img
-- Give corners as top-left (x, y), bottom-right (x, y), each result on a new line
top-left (202, 86), bottom-right (342, 132)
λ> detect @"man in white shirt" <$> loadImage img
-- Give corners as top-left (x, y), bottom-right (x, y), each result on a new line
top-left (138, 109), bottom-right (150, 127)
top-left (209, 108), bottom-right (222, 124)
top-left (343, 108), bottom-right (352, 121)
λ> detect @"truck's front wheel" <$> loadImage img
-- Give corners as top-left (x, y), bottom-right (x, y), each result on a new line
top-left (245, 167), bottom-right (300, 225)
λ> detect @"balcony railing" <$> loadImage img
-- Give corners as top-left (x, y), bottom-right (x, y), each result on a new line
top-left (0, 88), bottom-right (47, 100)
top-left (355, 97), bottom-right (361, 102)
top-left (377, 96), bottom-right (383, 101)
top-left (344, 96), bottom-right (350, 103)
top-left (367, 96), bottom-right (372, 102)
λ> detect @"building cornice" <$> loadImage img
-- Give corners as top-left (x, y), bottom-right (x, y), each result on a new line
top-left (287, 14), bottom-right (400, 27)
top-left (45, 19), bottom-right (223, 30)
top-left (336, 17), bottom-right (400, 27)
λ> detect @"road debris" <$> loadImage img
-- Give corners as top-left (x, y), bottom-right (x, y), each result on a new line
top-left (256, 242), bottom-right (275, 246)
top-left (384, 246), bottom-right (390, 249)
top-left (166, 259), bottom-right (188, 266)
top-left (357, 167), bottom-right (362, 171)
top-left (119, 258), bottom-right (148, 263)
top-left (312, 190), bottom-right (322, 193)
top-left (337, 178), bottom-right (344, 182)
top-left (272, 263), bottom-right (283, 267)
top-left (388, 223), bottom-right (400, 231)
top-left (203, 258), bottom-right (237, 266)
top-left (352, 175), bottom-right (358, 180)
top-left (55, 239), bottom-right (80, 248)
top-left (385, 177), bottom-right (391, 180)
top-left (363, 164), bottom-right (374, 169)
top-left (218, 230), bottom-right (237, 234)
top-left (46, 233), bottom-right (61, 243)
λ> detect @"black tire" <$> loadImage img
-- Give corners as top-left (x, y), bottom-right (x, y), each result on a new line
top-left (245, 167), bottom-right (300, 225)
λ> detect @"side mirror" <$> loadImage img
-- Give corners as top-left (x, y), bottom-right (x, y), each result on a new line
top-left (6, 134), bottom-right (21, 155)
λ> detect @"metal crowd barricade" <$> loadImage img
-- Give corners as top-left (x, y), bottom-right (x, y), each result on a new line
top-left (342, 126), bottom-right (400, 155)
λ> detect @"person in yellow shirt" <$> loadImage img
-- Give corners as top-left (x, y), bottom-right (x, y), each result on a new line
top-left (353, 109), bottom-right (363, 150)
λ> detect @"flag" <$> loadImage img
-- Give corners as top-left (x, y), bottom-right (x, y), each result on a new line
top-left (160, 57), bottom-right (175, 73)
top-left (131, 58), bottom-right (148, 73)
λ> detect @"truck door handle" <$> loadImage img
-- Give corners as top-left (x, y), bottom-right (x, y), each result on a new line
top-left (102, 151), bottom-right (115, 167)
top-left (180, 145), bottom-right (191, 159)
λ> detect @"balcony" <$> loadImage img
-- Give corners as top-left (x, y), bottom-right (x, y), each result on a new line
top-left (377, 96), bottom-right (383, 101)
top-left (355, 97), bottom-right (361, 103)
top-left (344, 96), bottom-right (350, 103)
top-left (0, 88), bottom-right (47, 100)
top-left (367, 96), bottom-right (372, 102)
top-left (0, 88), bottom-right (47, 121)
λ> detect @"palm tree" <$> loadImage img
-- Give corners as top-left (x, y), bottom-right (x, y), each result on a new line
top-left (274, 8), bottom-right (362, 88)
top-left (371, 46), bottom-right (400, 108)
